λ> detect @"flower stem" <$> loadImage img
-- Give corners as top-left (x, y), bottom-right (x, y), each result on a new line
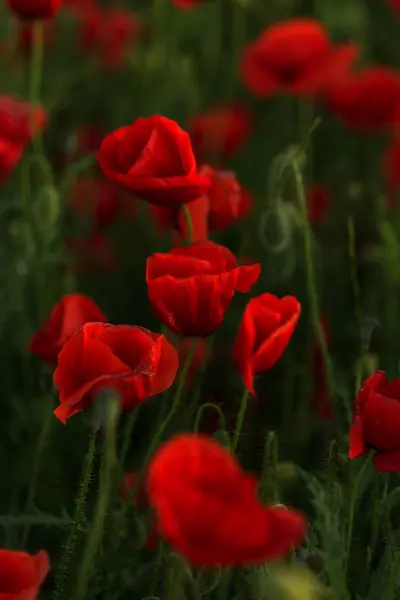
top-left (344, 454), bottom-right (373, 577)
top-left (292, 156), bottom-right (336, 402)
top-left (194, 402), bottom-right (226, 433)
top-left (132, 339), bottom-right (197, 496)
top-left (72, 399), bottom-right (119, 600)
top-left (119, 406), bottom-right (140, 466)
top-left (181, 204), bottom-right (194, 244)
top-left (29, 20), bottom-right (44, 152)
top-left (52, 433), bottom-right (97, 600)
top-left (232, 388), bottom-right (249, 452)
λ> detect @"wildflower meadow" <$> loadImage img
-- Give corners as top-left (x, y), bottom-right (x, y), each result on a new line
top-left (2, 0), bottom-right (400, 598)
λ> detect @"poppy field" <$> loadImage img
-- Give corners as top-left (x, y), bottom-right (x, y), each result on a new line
top-left (3, 0), bottom-right (400, 598)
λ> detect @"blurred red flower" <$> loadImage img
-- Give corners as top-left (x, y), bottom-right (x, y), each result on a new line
top-left (97, 115), bottom-right (210, 206)
top-left (326, 67), bottom-right (400, 130)
top-left (0, 548), bottom-right (49, 600)
top-left (29, 293), bottom-right (107, 366)
top-left (54, 322), bottom-right (179, 423)
top-left (70, 178), bottom-right (121, 228)
top-left (349, 371), bottom-right (400, 471)
top-left (119, 471), bottom-right (160, 550)
top-left (76, 124), bottom-right (105, 156)
top-left (171, 0), bottom-right (206, 8)
top-left (146, 241), bottom-right (260, 336)
top-left (149, 194), bottom-right (209, 245)
top-left (382, 136), bottom-right (400, 211)
top-left (386, 0), bottom-right (400, 19)
top-left (80, 7), bottom-right (142, 69)
top-left (188, 104), bottom-right (253, 161)
top-left (241, 18), bottom-right (358, 99)
top-left (147, 433), bottom-right (306, 566)
top-left (66, 233), bottom-right (117, 272)
top-left (234, 293), bottom-right (301, 395)
top-left (0, 95), bottom-right (46, 185)
top-left (200, 165), bottom-right (253, 231)
top-left (7, 0), bottom-right (61, 19)
top-left (307, 183), bottom-right (330, 225)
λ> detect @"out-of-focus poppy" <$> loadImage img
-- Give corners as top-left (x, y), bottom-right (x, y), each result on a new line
top-left (0, 548), bottom-right (49, 600)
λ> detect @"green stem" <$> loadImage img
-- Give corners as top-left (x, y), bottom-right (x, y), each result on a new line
top-left (52, 433), bottom-right (97, 600)
top-left (382, 553), bottom-right (400, 600)
top-left (22, 393), bottom-right (54, 545)
top-left (194, 402), bottom-right (226, 433)
top-left (181, 204), bottom-right (194, 244)
top-left (186, 335), bottom-right (214, 426)
top-left (260, 431), bottom-right (279, 503)
top-left (344, 454), bottom-right (373, 577)
top-left (119, 407), bottom-right (140, 466)
top-left (292, 156), bottom-right (336, 402)
top-left (72, 399), bottom-right (119, 600)
top-left (29, 20), bottom-right (44, 153)
top-left (131, 340), bottom-right (197, 497)
top-left (231, 389), bottom-right (249, 453)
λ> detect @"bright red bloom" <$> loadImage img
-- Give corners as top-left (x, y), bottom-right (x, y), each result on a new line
top-left (65, 233), bottom-right (117, 272)
top-left (307, 183), bottom-right (330, 225)
top-left (149, 194), bottom-right (209, 245)
top-left (241, 18), bottom-right (358, 99)
top-left (188, 104), bottom-right (252, 161)
top-left (146, 241), bottom-right (260, 336)
top-left (7, 0), bottom-right (61, 19)
top-left (234, 294), bottom-right (301, 395)
top-left (80, 7), bottom-right (142, 69)
top-left (54, 322), bottom-right (179, 424)
top-left (29, 293), bottom-right (107, 366)
top-left (349, 371), bottom-right (400, 471)
top-left (382, 137), bottom-right (400, 211)
top-left (0, 95), bottom-right (46, 186)
top-left (97, 115), bottom-right (210, 206)
top-left (147, 433), bottom-right (306, 566)
top-left (119, 471), bottom-right (160, 550)
top-left (199, 165), bottom-right (253, 231)
top-left (70, 178), bottom-right (120, 228)
top-left (0, 549), bottom-right (49, 600)
top-left (326, 67), bottom-right (400, 130)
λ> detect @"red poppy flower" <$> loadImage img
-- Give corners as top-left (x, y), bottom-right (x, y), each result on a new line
top-left (70, 178), bottom-right (120, 228)
top-left (54, 322), bottom-right (179, 424)
top-left (0, 95), bottom-right (46, 186)
top-left (307, 183), bottom-right (330, 225)
top-left (65, 233), bottom-right (117, 272)
top-left (7, 0), bottom-right (61, 19)
top-left (241, 18), bottom-right (358, 99)
top-left (120, 471), bottom-right (160, 550)
top-left (171, 0), bottom-right (207, 8)
top-left (349, 371), bottom-right (400, 471)
top-left (29, 293), bottom-right (107, 366)
top-left (76, 124), bottom-right (105, 156)
top-left (326, 67), bottom-right (400, 130)
top-left (234, 294), bottom-right (301, 395)
top-left (0, 548), bottom-right (49, 600)
top-left (97, 116), bottom-right (210, 206)
top-left (199, 165), bottom-right (253, 232)
top-left (188, 104), bottom-right (253, 161)
top-left (382, 136), bottom-right (400, 211)
top-left (146, 241), bottom-right (260, 336)
top-left (147, 433), bottom-right (306, 566)
top-left (149, 194), bottom-right (209, 245)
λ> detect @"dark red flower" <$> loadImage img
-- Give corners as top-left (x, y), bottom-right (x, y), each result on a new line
top-left (307, 183), bottom-right (330, 225)
top-left (120, 471), bottom-right (160, 550)
top-left (80, 7), bottom-right (142, 69)
top-left (147, 433), bottom-right (306, 566)
top-left (97, 115), bottom-right (210, 206)
top-left (76, 124), bottom-right (105, 156)
top-left (171, 0), bottom-right (206, 8)
top-left (146, 241), bottom-right (260, 336)
top-left (349, 371), bottom-right (400, 471)
top-left (382, 136), bottom-right (400, 211)
top-left (7, 0), bottom-right (61, 19)
top-left (0, 548), bottom-right (49, 600)
top-left (387, 0), bottom-right (400, 19)
top-left (188, 104), bottom-right (253, 161)
top-left (70, 178), bottom-right (120, 228)
top-left (0, 95), bottom-right (46, 186)
top-left (54, 322), bottom-right (179, 424)
top-left (29, 293), bottom-right (107, 366)
top-left (234, 294), bottom-right (301, 395)
top-left (65, 233), bottom-right (117, 272)
top-left (241, 18), bottom-right (358, 99)
top-left (326, 67), bottom-right (400, 130)
top-left (149, 194), bottom-right (209, 245)
top-left (199, 165), bottom-right (253, 231)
